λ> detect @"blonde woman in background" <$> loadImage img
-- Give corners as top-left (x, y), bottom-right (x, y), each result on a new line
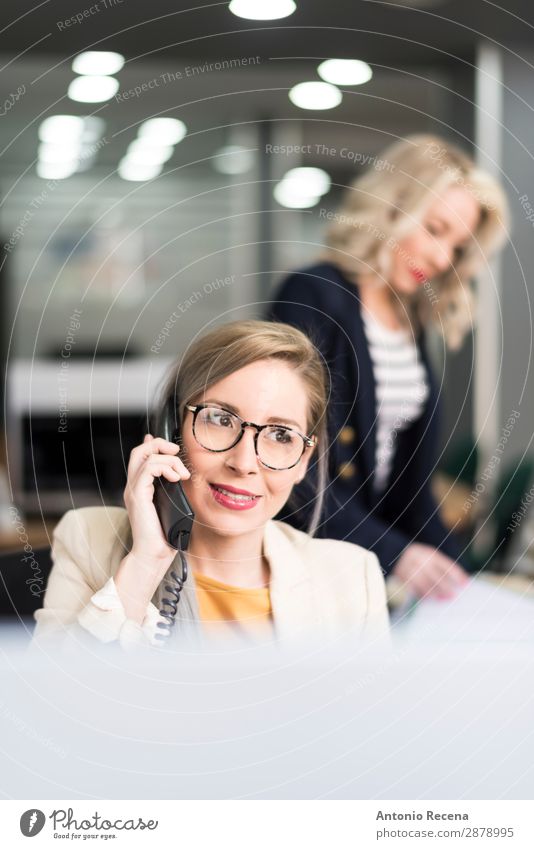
top-left (33, 321), bottom-right (388, 651)
top-left (271, 134), bottom-right (509, 600)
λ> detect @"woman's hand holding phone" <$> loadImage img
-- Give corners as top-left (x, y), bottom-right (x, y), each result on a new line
top-left (114, 434), bottom-right (191, 624)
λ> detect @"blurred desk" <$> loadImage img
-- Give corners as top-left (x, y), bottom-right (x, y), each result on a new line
top-left (481, 571), bottom-right (534, 598)
top-left (390, 575), bottom-right (534, 644)
top-left (387, 569), bottom-right (534, 611)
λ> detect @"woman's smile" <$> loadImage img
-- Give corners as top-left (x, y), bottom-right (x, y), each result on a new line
top-left (208, 481), bottom-right (262, 510)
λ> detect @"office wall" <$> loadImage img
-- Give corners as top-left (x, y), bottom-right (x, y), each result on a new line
top-left (3, 167), bottom-right (259, 359)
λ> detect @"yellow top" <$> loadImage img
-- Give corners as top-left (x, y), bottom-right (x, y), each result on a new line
top-left (193, 571), bottom-right (273, 640)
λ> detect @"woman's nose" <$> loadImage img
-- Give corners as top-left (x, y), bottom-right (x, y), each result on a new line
top-left (432, 241), bottom-right (454, 273)
top-left (225, 427), bottom-right (259, 474)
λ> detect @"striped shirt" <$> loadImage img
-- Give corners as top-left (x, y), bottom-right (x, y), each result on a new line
top-left (362, 311), bottom-right (429, 494)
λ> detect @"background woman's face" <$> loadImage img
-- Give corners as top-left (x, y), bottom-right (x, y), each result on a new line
top-left (389, 185), bottom-right (481, 296)
top-left (180, 358), bottom-right (314, 539)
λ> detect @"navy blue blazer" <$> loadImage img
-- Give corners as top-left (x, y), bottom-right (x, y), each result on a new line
top-left (269, 262), bottom-right (463, 576)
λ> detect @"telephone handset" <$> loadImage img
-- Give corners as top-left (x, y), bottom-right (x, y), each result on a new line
top-left (152, 399), bottom-right (195, 642)
top-left (153, 407), bottom-right (194, 552)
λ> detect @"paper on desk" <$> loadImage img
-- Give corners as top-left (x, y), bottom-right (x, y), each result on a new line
top-left (392, 577), bottom-right (534, 644)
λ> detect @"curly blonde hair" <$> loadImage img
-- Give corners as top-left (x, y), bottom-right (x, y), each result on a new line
top-left (323, 134), bottom-right (510, 349)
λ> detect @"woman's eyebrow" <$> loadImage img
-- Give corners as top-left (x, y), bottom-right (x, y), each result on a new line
top-left (203, 398), bottom-right (305, 430)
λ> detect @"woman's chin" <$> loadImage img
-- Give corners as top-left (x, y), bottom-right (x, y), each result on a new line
top-left (392, 275), bottom-right (420, 297)
top-left (194, 507), bottom-right (267, 538)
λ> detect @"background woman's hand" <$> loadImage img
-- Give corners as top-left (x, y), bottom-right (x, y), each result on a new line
top-left (123, 433), bottom-right (191, 564)
top-left (393, 543), bottom-right (469, 600)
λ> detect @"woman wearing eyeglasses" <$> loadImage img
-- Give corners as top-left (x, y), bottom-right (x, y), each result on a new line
top-left (34, 320), bottom-right (389, 651)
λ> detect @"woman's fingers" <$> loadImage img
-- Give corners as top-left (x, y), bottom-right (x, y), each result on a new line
top-left (398, 549), bottom-right (467, 600)
top-left (134, 454), bottom-right (191, 489)
top-left (395, 553), bottom-right (434, 598)
top-left (127, 434), bottom-right (181, 479)
top-left (425, 557), bottom-right (468, 599)
top-left (416, 568), bottom-right (443, 599)
top-left (124, 437), bottom-right (191, 507)
top-left (145, 457), bottom-right (190, 480)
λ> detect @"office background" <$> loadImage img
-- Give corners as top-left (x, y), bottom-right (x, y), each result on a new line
top-left (1, 0), bottom-right (533, 609)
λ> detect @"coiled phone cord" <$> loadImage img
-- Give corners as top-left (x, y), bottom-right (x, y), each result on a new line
top-left (155, 545), bottom-right (188, 643)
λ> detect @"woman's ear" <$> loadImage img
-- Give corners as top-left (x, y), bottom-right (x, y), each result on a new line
top-left (295, 444), bottom-right (315, 483)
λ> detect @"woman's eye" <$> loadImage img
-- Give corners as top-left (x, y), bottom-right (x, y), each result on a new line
top-left (209, 410), bottom-right (235, 427)
top-left (269, 428), bottom-right (293, 444)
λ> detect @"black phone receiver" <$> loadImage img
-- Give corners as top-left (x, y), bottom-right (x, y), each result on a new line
top-left (152, 399), bottom-right (195, 643)
top-left (153, 401), bottom-right (195, 552)
top-left (154, 475), bottom-right (194, 551)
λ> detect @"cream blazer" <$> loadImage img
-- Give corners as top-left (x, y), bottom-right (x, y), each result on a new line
top-left (33, 506), bottom-right (390, 651)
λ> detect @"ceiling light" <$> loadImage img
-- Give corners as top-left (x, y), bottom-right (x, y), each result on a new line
top-left (137, 118), bottom-right (187, 145)
top-left (318, 59), bottom-right (373, 86)
top-left (118, 159), bottom-right (163, 181)
top-left (38, 115), bottom-right (85, 143)
top-left (72, 51), bottom-right (125, 76)
top-left (229, 0), bottom-right (296, 20)
top-left (212, 145), bottom-right (255, 174)
top-left (125, 143), bottom-right (175, 165)
top-left (282, 167), bottom-right (331, 196)
top-left (68, 75), bottom-right (119, 103)
top-left (288, 81), bottom-right (342, 110)
top-left (273, 181), bottom-right (320, 209)
top-left (38, 143), bottom-right (81, 164)
top-left (38, 115), bottom-right (105, 145)
top-left (36, 161), bottom-right (78, 180)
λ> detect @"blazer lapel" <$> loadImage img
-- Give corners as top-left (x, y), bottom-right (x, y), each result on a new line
top-left (263, 521), bottom-right (320, 640)
top-left (333, 271), bottom-right (377, 490)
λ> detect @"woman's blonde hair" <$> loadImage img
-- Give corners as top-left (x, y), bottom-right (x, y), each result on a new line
top-left (154, 320), bottom-right (329, 534)
top-left (323, 134), bottom-right (510, 348)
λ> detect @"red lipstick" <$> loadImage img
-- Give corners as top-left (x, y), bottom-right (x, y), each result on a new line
top-left (208, 482), bottom-right (261, 511)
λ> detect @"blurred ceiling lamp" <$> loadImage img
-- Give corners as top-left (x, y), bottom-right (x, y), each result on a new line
top-left (318, 59), bottom-right (373, 86)
top-left (118, 158), bottom-right (163, 181)
top-left (125, 142), bottom-right (175, 165)
top-left (37, 116), bottom-right (106, 178)
top-left (68, 75), bottom-right (119, 103)
top-left (282, 167), bottom-right (331, 196)
top-left (229, 0), bottom-right (296, 20)
top-left (38, 115), bottom-right (85, 142)
top-left (289, 81), bottom-right (342, 110)
top-left (273, 181), bottom-right (320, 209)
top-left (274, 164), bottom-right (331, 209)
top-left (72, 51), bottom-right (125, 76)
top-left (36, 160), bottom-right (78, 179)
top-left (138, 118), bottom-right (187, 145)
top-left (38, 143), bottom-right (81, 163)
top-left (212, 145), bottom-right (255, 174)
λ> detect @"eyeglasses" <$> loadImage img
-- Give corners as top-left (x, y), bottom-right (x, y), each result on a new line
top-left (185, 404), bottom-right (317, 471)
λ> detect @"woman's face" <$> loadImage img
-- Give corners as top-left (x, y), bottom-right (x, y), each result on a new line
top-left (180, 358), bottom-right (315, 539)
top-left (389, 185), bottom-right (481, 296)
